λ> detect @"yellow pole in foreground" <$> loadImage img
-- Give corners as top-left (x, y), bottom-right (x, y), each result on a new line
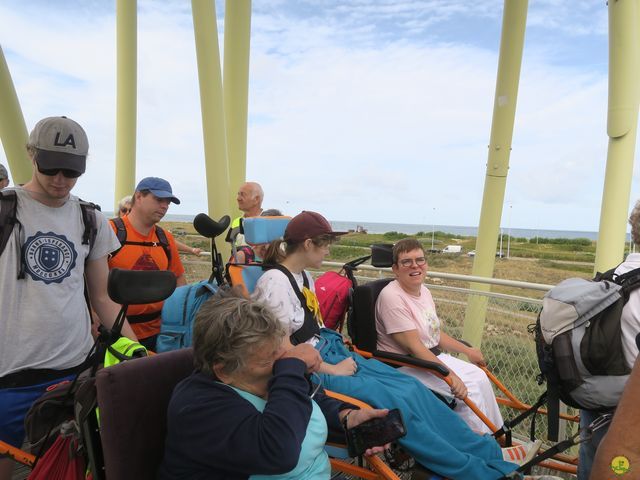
top-left (0, 45), bottom-right (31, 185)
top-left (463, 0), bottom-right (528, 349)
top-left (594, 0), bottom-right (640, 274)
top-left (114, 0), bottom-right (137, 211)
top-left (223, 0), bottom-right (252, 219)
top-left (192, 0), bottom-right (231, 257)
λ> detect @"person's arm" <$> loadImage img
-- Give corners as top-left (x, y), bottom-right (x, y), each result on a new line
top-left (193, 358), bottom-right (315, 475)
top-left (390, 329), bottom-right (467, 399)
top-left (438, 332), bottom-right (486, 366)
top-left (175, 239), bottom-right (202, 256)
top-left (85, 256), bottom-right (137, 340)
top-left (167, 232), bottom-right (187, 287)
top-left (590, 358), bottom-right (640, 479)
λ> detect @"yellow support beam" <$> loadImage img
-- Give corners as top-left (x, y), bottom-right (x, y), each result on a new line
top-left (192, 0), bottom-right (232, 257)
top-left (114, 0), bottom-right (138, 210)
top-left (594, 0), bottom-right (640, 273)
top-left (0, 45), bottom-right (31, 185)
top-left (463, 0), bottom-right (529, 349)
top-left (223, 0), bottom-right (252, 219)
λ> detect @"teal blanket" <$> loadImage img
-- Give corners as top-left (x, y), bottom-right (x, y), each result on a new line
top-left (319, 329), bottom-right (518, 480)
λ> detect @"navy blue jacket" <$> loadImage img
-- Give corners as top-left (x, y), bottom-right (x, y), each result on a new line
top-left (157, 358), bottom-right (352, 480)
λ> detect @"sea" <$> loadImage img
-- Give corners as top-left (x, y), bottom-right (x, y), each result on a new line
top-left (134, 213), bottom-right (607, 241)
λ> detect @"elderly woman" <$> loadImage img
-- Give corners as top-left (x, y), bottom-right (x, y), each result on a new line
top-left (375, 238), bottom-right (503, 434)
top-left (158, 291), bottom-right (389, 480)
top-left (252, 211), bottom-right (535, 480)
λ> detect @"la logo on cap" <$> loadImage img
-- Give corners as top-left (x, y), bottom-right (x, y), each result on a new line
top-left (54, 132), bottom-right (77, 149)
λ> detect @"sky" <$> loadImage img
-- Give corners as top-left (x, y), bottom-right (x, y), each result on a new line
top-left (0, 0), bottom-right (636, 232)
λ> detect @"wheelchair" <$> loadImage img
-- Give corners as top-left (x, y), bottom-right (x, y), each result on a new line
top-left (344, 244), bottom-right (580, 477)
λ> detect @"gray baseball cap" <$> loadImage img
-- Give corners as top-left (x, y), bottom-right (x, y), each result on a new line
top-left (0, 164), bottom-right (7, 180)
top-left (29, 116), bottom-right (88, 174)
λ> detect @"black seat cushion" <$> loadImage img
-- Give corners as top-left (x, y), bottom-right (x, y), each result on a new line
top-left (348, 278), bottom-right (393, 351)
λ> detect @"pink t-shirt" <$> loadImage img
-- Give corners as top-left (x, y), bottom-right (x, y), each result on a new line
top-left (375, 280), bottom-right (441, 354)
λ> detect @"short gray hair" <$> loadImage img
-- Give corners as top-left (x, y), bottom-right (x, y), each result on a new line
top-left (630, 199), bottom-right (640, 247)
top-left (193, 289), bottom-right (285, 376)
top-left (118, 195), bottom-right (132, 210)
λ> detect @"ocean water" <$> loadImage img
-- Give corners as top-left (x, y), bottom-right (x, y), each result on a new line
top-left (137, 213), bottom-right (604, 241)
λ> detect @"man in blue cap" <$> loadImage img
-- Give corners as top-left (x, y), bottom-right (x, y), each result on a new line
top-left (108, 177), bottom-right (186, 350)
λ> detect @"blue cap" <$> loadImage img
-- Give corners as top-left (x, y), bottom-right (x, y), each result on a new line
top-left (135, 177), bottom-right (180, 204)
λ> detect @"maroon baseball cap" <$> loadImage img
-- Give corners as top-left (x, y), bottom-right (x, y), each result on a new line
top-left (284, 211), bottom-right (347, 243)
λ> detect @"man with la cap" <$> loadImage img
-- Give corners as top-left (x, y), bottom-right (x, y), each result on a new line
top-left (0, 116), bottom-right (136, 480)
top-left (0, 164), bottom-right (8, 189)
top-left (108, 177), bottom-right (186, 351)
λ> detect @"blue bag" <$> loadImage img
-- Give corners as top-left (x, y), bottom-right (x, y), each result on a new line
top-left (157, 280), bottom-right (218, 352)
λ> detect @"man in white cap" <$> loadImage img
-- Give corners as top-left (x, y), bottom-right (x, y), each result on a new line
top-left (0, 116), bottom-right (136, 480)
top-left (0, 164), bottom-right (8, 189)
top-left (108, 177), bottom-right (186, 351)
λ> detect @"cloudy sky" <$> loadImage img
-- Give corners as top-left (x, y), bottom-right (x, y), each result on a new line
top-left (0, 0), bottom-right (635, 231)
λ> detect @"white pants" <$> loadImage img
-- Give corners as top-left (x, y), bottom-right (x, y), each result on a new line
top-left (399, 353), bottom-right (504, 434)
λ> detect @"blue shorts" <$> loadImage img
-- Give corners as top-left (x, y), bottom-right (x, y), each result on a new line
top-left (0, 375), bottom-right (74, 448)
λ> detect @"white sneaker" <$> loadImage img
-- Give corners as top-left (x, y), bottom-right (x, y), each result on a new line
top-left (501, 439), bottom-right (543, 465)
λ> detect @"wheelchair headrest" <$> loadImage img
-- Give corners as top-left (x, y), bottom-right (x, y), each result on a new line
top-left (108, 269), bottom-right (177, 305)
top-left (371, 243), bottom-right (394, 268)
top-left (348, 278), bottom-right (394, 351)
top-left (193, 213), bottom-right (231, 239)
top-left (243, 216), bottom-right (291, 245)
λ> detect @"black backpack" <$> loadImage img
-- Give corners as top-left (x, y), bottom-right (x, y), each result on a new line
top-left (0, 190), bottom-right (99, 261)
top-left (109, 216), bottom-right (171, 263)
top-left (534, 266), bottom-right (640, 440)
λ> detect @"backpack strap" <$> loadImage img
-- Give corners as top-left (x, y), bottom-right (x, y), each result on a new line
top-left (109, 217), bottom-right (171, 263)
top-left (78, 199), bottom-right (99, 249)
top-left (154, 225), bottom-right (172, 263)
top-left (0, 190), bottom-right (18, 258)
top-left (265, 263), bottom-right (321, 345)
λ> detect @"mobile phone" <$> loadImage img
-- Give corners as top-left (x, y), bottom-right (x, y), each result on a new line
top-left (346, 408), bottom-right (406, 457)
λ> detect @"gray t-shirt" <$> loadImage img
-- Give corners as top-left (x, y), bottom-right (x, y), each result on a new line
top-left (0, 188), bottom-right (120, 377)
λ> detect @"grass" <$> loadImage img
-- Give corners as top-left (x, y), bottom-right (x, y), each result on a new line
top-left (162, 220), bottom-right (600, 291)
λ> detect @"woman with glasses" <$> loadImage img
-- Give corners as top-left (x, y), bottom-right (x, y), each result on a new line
top-left (252, 211), bottom-right (529, 480)
top-left (158, 291), bottom-right (389, 480)
top-left (375, 238), bottom-right (503, 434)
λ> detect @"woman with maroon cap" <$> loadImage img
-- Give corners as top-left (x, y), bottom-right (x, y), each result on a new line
top-left (252, 211), bottom-right (540, 480)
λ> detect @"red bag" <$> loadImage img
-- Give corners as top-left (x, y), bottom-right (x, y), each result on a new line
top-left (315, 271), bottom-right (353, 331)
top-left (27, 433), bottom-right (86, 480)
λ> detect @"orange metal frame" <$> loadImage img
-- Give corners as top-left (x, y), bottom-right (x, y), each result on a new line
top-left (351, 345), bottom-right (579, 476)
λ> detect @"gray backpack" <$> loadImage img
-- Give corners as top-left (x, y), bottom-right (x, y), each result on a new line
top-left (534, 266), bottom-right (640, 440)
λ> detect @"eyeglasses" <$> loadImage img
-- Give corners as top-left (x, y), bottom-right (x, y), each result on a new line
top-left (120, 208), bottom-right (130, 214)
top-left (36, 163), bottom-right (82, 179)
top-left (398, 257), bottom-right (427, 268)
top-left (309, 372), bottom-right (322, 399)
top-left (311, 333), bottom-right (328, 354)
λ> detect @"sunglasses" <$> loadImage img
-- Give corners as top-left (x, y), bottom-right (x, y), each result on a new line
top-left (36, 163), bottom-right (82, 179)
top-left (120, 208), bottom-right (131, 214)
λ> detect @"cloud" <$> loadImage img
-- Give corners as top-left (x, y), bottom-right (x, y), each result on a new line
top-left (0, 0), bottom-right (635, 232)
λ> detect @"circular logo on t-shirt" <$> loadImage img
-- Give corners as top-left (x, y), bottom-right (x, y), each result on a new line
top-left (23, 231), bottom-right (78, 284)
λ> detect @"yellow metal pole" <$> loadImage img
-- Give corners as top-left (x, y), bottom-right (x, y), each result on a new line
top-left (223, 0), bottom-right (252, 219)
top-left (114, 0), bottom-right (137, 211)
top-left (192, 0), bottom-right (231, 257)
top-left (594, 0), bottom-right (640, 273)
top-left (0, 45), bottom-right (31, 185)
top-left (463, 0), bottom-right (528, 349)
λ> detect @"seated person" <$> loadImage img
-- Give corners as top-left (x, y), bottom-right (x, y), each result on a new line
top-left (375, 238), bottom-right (503, 434)
top-left (158, 289), bottom-right (389, 480)
top-left (252, 211), bottom-right (537, 480)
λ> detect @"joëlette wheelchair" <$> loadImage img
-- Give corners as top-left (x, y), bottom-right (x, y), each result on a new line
top-left (345, 244), bottom-right (580, 477)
